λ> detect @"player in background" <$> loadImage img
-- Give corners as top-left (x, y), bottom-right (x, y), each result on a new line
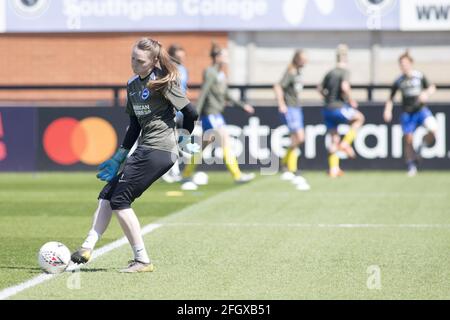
top-left (161, 44), bottom-right (189, 183)
top-left (318, 44), bottom-right (365, 178)
top-left (383, 51), bottom-right (437, 177)
top-left (180, 43), bottom-right (256, 191)
top-left (273, 50), bottom-right (311, 191)
top-left (71, 38), bottom-right (199, 272)
top-left (169, 44), bottom-right (189, 93)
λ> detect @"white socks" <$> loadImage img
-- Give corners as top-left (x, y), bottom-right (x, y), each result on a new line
top-left (81, 202), bottom-right (150, 264)
top-left (115, 208), bottom-right (150, 264)
top-left (82, 230), bottom-right (99, 250)
top-left (132, 244), bottom-right (150, 264)
top-left (82, 200), bottom-right (113, 250)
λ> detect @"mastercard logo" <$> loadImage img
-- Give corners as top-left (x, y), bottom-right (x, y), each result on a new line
top-left (43, 117), bottom-right (117, 166)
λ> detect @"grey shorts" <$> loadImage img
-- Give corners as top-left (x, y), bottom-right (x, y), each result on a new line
top-left (99, 146), bottom-right (176, 210)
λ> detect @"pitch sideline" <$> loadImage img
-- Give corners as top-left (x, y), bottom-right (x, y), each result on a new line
top-left (0, 177), bottom-right (261, 300)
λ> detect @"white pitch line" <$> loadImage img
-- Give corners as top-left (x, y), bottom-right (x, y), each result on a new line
top-left (2, 220), bottom-right (449, 300)
top-left (0, 223), bottom-right (162, 300)
top-left (0, 176), bottom-right (256, 300)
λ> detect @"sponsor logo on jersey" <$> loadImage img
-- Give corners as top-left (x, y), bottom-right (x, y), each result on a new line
top-left (133, 104), bottom-right (151, 116)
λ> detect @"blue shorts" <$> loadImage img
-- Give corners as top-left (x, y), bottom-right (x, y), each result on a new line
top-left (323, 104), bottom-right (356, 130)
top-left (201, 114), bottom-right (226, 132)
top-left (281, 107), bottom-right (304, 132)
top-left (400, 107), bottom-right (433, 134)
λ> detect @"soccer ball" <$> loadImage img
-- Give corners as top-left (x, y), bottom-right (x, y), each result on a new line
top-left (193, 172), bottom-right (209, 186)
top-left (38, 242), bottom-right (71, 274)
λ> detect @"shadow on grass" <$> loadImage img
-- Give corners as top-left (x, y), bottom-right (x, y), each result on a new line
top-left (68, 268), bottom-right (110, 273)
top-left (0, 266), bottom-right (110, 274)
top-left (0, 266), bottom-right (43, 273)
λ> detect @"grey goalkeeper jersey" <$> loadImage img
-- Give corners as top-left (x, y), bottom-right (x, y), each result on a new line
top-left (126, 68), bottom-right (190, 154)
top-left (390, 71), bottom-right (430, 113)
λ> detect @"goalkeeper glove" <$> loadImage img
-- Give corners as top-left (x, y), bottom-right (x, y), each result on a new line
top-left (97, 147), bottom-right (129, 182)
top-left (178, 135), bottom-right (201, 154)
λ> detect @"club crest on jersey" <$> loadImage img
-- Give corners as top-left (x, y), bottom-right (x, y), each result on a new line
top-left (141, 88), bottom-right (150, 100)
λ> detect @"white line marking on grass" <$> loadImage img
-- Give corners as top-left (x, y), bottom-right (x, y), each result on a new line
top-left (0, 177), bottom-right (255, 300)
top-left (163, 222), bottom-right (450, 229)
top-left (0, 224), bottom-right (162, 300)
top-left (2, 217), bottom-right (446, 300)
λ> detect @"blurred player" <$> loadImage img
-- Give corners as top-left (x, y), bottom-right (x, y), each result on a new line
top-left (168, 44), bottom-right (189, 93)
top-left (71, 38), bottom-right (199, 272)
top-left (383, 51), bottom-right (437, 177)
top-left (318, 44), bottom-right (365, 178)
top-left (180, 43), bottom-right (255, 190)
top-left (161, 44), bottom-right (189, 183)
top-left (273, 50), bottom-right (311, 191)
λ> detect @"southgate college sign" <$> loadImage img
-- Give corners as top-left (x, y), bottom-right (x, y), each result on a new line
top-left (0, 0), bottom-right (403, 32)
top-left (2, 0), bottom-right (449, 32)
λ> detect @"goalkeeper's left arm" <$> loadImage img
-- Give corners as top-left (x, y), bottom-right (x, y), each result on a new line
top-left (177, 103), bottom-right (200, 154)
top-left (97, 116), bottom-right (141, 182)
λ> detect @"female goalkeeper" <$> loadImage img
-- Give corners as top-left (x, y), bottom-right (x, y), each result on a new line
top-left (71, 38), bottom-right (199, 273)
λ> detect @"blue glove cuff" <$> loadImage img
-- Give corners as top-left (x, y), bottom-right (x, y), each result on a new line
top-left (112, 147), bottom-right (129, 164)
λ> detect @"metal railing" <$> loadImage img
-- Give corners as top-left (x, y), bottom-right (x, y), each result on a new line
top-left (1, 84), bottom-right (450, 106)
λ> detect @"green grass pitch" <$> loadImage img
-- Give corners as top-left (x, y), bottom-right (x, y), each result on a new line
top-left (1, 171), bottom-right (450, 299)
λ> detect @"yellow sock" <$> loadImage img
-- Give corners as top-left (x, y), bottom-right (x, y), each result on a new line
top-left (342, 128), bottom-right (357, 145)
top-left (182, 153), bottom-right (201, 179)
top-left (282, 148), bottom-right (290, 166)
top-left (287, 148), bottom-right (298, 173)
top-left (223, 147), bottom-right (242, 180)
top-left (329, 153), bottom-right (340, 170)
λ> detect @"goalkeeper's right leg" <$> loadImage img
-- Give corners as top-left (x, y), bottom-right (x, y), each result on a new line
top-left (71, 199), bottom-right (113, 264)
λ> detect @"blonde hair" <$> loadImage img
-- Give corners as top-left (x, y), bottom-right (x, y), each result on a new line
top-left (135, 38), bottom-right (179, 92)
top-left (336, 44), bottom-right (349, 63)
